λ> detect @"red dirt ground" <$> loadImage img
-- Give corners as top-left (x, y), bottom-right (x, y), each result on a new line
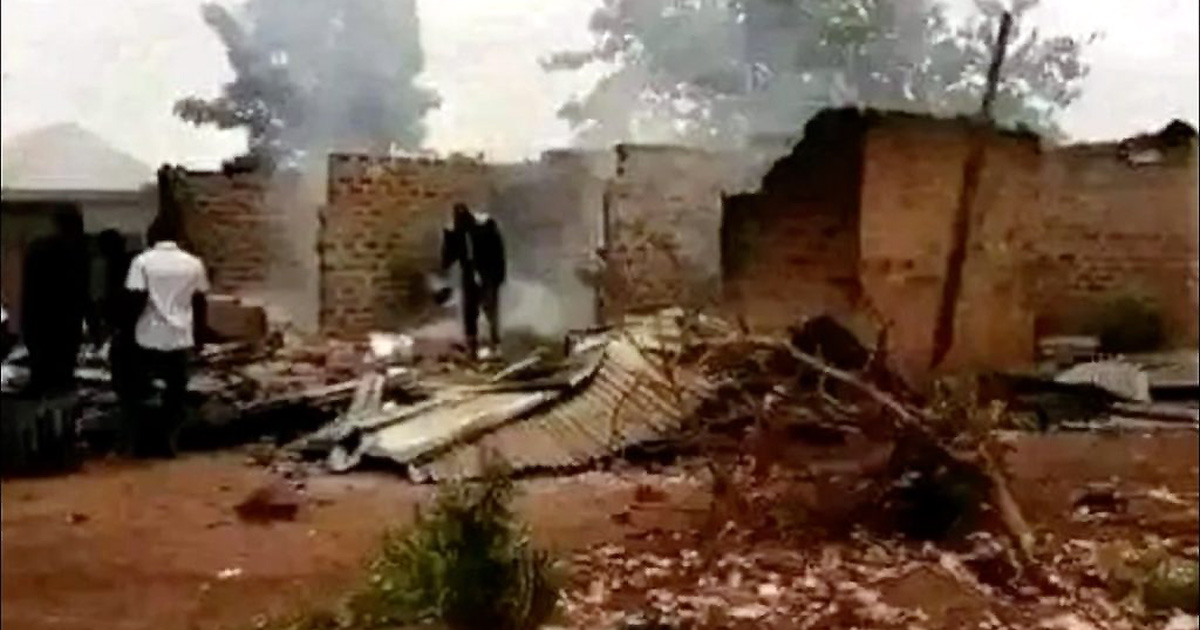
top-left (1, 430), bottom-right (1195, 630)
top-left (0, 456), bottom-right (705, 630)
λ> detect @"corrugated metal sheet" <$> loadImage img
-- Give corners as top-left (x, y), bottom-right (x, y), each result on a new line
top-left (406, 337), bottom-right (711, 482)
top-left (344, 348), bottom-right (604, 468)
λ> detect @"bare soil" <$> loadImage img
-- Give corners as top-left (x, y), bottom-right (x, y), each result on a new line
top-left (1, 430), bottom-right (1195, 630)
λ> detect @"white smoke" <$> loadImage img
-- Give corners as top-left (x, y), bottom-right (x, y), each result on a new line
top-left (500, 278), bottom-right (565, 339)
top-left (189, 0), bottom-right (438, 332)
top-left (407, 277), bottom-right (566, 346)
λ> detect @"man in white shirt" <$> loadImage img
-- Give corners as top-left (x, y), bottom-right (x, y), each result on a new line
top-left (124, 220), bottom-right (209, 456)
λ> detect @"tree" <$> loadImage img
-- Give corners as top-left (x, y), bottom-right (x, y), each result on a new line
top-left (176, 0), bottom-right (439, 168)
top-left (544, 0), bottom-right (1094, 148)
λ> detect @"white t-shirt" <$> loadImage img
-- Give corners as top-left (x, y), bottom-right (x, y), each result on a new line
top-left (125, 241), bottom-right (209, 351)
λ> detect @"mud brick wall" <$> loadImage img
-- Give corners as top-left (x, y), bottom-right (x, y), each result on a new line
top-left (858, 114), bottom-right (1198, 379)
top-left (321, 154), bottom-right (489, 336)
top-left (722, 110), bottom-right (867, 331)
top-left (180, 172), bottom-right (279, 297)
top-left (1026, 143), bottom-right (1199, 344)
top-left (604, 145), bottom-right (733, 317)
top-left (860, 116), bottom-right (1051, 379)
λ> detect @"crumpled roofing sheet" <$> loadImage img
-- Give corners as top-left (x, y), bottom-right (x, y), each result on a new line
top-left (349, 347), bottom-right (603, 468)
top-left (406, 336), bottom-right (711, 482)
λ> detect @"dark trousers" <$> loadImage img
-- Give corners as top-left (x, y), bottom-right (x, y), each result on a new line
top-left (26, 336), bottom-right (81, 396)
top-left (124, 347), bottom-right (189, 457)
top-left (109, 333), bottom-right (139, 400)
top-left (0, 328), bottom-right (16, 361)
top-left (462, 282), bottom-right (501, 355)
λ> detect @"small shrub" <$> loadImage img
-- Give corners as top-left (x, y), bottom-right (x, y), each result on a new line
top-left (1092, 296), bottom-right (1165, 354)
top-left (1094, 541), bottom-right (1199, 614)
top-left (1143, 556), bottom-right (1200, 614)
top-left (352, 465), bottom-right (561, 630)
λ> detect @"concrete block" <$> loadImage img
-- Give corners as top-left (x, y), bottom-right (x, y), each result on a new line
top-left (206, 295), bottom-right (268, 343)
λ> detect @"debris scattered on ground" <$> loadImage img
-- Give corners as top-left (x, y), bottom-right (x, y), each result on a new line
top-left (555, 530), bottom-right (1165, 630)
top-left (1057, 360), bottom-right (1152, 403)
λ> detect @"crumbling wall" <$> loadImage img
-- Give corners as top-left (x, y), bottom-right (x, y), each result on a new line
top-left (859, 116), bottom-right (1044, 377)
top-left (181, 172), bottom-right (282, 298)
top-left (1026, 137), bottom-right (1200, 345)
top-left (605, 145), bottom-right (734, 316)
top-left (321, 154), bottom-right (489, 336)
top-left (858, 114), bottom-right (1198, 378)
top-left (179, 169), bottom-right (322, 331)
top-left (722, 110), bottom-right (866, 331)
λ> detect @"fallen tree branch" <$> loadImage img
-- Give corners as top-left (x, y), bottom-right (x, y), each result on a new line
top-left (712, 335), bottom-right (1045, 578)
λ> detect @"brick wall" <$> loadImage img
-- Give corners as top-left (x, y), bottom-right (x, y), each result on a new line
top-left (177, 112), bottom-right (1196, 361)
top-left (722, 110), bottom-right (866, 331)
top-left (1026, 141), bottom-right (1199, 344)
top-left (604, 144), bottom-right (734, 316)
top-left (729, 110), bottom-right (1197, 381)
top-left (179, 168), bottom-right (323, 330)
top-left (181, 171), bottom-right (277, 296)
top-left (321, 154), bottom-right (489, 336)
top-left (859, 115), bottom-right (1043, 378)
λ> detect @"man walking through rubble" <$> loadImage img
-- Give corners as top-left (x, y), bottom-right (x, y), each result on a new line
top-left (125, 219), bottom-right (209, 456)
top-left (440, 202), bottom-right (506, 359)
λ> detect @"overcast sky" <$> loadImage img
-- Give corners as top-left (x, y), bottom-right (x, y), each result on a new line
top-left (2, 0), bottom-right (1197, 169)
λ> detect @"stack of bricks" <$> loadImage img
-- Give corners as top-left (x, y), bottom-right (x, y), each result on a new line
top-left (320, 154), bottom-right (489, 336)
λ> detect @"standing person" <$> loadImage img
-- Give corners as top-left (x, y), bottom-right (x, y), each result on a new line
top-left (20, 206), bottom-right (96, 395)
top-left (440, 203), bottom-right (506, 359)
top-left (125, 220), bottom-right (209, 457)
top-left (97, 230), bottom-right (137, 336)
top-left (97, 229), bottom-right (140, 452)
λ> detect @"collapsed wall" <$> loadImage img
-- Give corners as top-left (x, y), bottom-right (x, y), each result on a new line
top-left (858, 114), bottom-right (1043, 376)
top-left (1027, 126), bottom-right (1200, 345)
top-left (725, 108), bottom-right (1199, 379)
top-left (178, 110), bottom-right (1196, 374)
top-left (317, 145), bottom-right (743, 337)
top-left (722, 109), bottom-right (867, 331)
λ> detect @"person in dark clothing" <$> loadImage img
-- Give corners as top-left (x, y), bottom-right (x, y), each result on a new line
top-left (21, 206), bottom-right (96, 395)
top-left (97, 230), bottom-right (136, 334)
top-left (0, 303), bottom-right (15, 361)
top-left (440, 203), bottom-right (506, 358)
top-left (97, 229), bottom-right (141, 452)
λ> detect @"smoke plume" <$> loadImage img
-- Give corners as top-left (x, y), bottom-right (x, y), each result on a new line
top-left (180, 0), bottom-right (440, 330)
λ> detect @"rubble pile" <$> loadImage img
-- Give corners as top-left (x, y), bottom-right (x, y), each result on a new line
top-left (69, 333), bottom-right (423, 453)
top-left (540, 310), bottom-right (1199, 629)
top-left (557, 532), bottom-right (1194, 630)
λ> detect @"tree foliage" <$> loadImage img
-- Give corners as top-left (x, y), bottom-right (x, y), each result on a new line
top-left (176, 0), bottom-right (439, 168)
top-left (545, 0), bottom-right (1095, 148)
